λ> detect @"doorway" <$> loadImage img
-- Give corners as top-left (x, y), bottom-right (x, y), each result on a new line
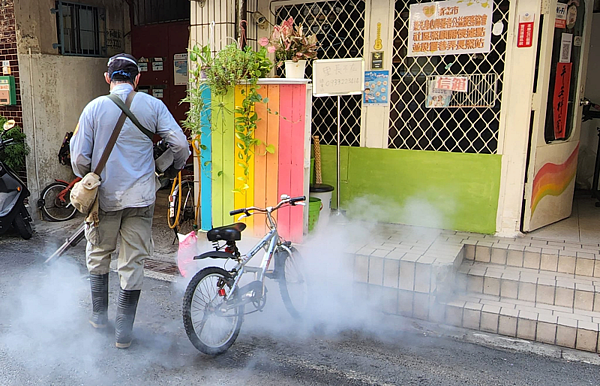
top-left (526, 10), bottom-right (600, 243)
top-left (131, 21), bottom-right (190, 126)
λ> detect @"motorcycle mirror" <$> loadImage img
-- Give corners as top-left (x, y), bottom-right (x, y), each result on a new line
top-left (3, 119), bottom-right (15, 131)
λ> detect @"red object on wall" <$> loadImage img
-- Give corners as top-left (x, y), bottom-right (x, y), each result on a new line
top-left (517, 21), bottom-right (534, 47)
top-left (131, 21), bottom-right (189, 128)
top-left (553, 62), bottom-right (572, 140)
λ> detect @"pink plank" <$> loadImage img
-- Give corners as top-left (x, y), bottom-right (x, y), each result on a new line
top-left (277, 84), bottom-right (306, 242)
top-left (289, 85), bottom-right (306, 242)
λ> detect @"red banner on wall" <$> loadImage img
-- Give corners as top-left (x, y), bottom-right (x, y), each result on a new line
top-left (553, 62), bottom-right (572, 139)
top-left (517, 21), bottom-right (534, 47)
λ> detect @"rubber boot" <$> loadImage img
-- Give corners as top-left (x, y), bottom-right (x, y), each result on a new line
top-left (115, 288), bottom-right (141, 349)
top-left (89, 273), bottom-right (109, 329)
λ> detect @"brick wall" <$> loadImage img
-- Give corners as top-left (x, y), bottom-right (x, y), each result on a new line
top-left (0, 0), bottom-right (22, 127)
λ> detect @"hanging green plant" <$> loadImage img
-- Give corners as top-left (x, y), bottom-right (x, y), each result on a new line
top-left (0, 116), bottom-right (29, 171)
top-left (182, 43), bottom-right (276, 194)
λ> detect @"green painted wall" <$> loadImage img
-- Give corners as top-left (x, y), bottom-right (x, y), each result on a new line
top-left (317, 146), bottom-right (502, 234)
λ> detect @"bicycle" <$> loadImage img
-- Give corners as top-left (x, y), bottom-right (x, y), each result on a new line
top-left (182, 194), bottom-right (308, 355)
top-left (167, 167), bottom-right (198, 238)
top-left (38, 177), bottom-right (81, 221)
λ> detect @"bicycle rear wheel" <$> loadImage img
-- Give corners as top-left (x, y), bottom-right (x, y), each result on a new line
top-left (182, 267), bottom-right (243, 355)
top-left (276, 246), bottom-right (308, 320)
top-left (169, 180), bottom-right (196, 235)
top-left (41, 182), bottom-right (77, 221)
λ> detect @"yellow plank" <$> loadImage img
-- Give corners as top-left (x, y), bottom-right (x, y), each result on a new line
top-left (233, 84), bottom-right (254, 230)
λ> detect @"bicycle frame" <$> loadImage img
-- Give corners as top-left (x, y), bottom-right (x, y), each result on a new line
top-left (54, 177), bottom-right (81, 202)
top-left (224, 208), bottom-right (281, 302)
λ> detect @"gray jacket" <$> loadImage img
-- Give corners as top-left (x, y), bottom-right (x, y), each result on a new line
top-left (70, 83), bottom-right (190, 211)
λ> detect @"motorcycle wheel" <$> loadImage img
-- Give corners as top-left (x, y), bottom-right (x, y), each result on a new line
top-left (13, 208), bottom-right (33, 240)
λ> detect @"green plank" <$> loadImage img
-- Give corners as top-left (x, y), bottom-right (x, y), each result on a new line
top-left (221, 88), bottom-right (235, 226)
top-left (211, 89), bottom-right (235, 227)
top-left (319, 146), bottom-right (501, 234)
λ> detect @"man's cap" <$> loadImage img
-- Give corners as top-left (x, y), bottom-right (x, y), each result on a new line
top-left (107, 53), bottom-right (140, 81)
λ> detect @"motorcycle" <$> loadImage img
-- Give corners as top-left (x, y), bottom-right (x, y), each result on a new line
top-left (0, 120), bottom-right (33, 239)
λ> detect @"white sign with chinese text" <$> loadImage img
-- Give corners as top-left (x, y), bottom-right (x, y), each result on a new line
top-left (408, 0), bottom-right (493, 57)
top-left (313, 58), bottom-right (365, 97)
top-left (174, 53), bottom-right (188, 86)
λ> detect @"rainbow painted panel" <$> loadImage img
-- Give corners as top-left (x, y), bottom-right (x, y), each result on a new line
top-left (531, 143), bottom-right (579, 215)
top-left (201, 83), bottom-right (307, 242)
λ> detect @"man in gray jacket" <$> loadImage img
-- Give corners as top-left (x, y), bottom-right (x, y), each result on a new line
top-left (70, 53), bottom-right (190, 348)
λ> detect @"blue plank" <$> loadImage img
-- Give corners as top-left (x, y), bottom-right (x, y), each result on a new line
top-left (200, 85), bottom-right (212, 231)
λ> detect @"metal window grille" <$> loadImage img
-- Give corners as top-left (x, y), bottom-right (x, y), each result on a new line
top-left (245, 0), bottom-right (259, 49)
top-left (388, 0), bottom-right (509, 154)
top-left (131, 0), bottom-right (190, 26)
top-left (273, 0), bottom-right (365, 147)
top-left (54, 1), bottom-right (106, 57)
top-left (189, 2), bottom-right (257, 54)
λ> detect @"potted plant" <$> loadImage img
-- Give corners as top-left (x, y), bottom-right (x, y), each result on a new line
top-left (0, 117), bottom-right (29, 172)
top-left (184, 42), bottom-right (274, 194)
top-left (259, 17), bottom-right (318, 79)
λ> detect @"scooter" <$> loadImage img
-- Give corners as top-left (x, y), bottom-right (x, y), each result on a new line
top-left (0, 120), bottom-right (33, 239)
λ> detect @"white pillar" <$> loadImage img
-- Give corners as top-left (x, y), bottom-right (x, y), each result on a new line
top-left (495, 0), bottom-right (543, 236)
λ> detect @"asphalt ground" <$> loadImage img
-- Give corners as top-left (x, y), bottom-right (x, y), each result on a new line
top-left (1, 193), bottom-right (600, 385)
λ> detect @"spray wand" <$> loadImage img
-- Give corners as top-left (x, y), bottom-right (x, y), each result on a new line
top-left (44, 222), bottom-right (86, 264)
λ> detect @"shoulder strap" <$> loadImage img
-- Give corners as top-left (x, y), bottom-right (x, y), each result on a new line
top-left (106, 92), bottom-right (154, 141)
top-left (93, 91), bottom-right (136, 175)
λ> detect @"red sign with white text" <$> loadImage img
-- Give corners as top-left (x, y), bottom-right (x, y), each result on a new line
top-left (553, 62), bottom-right (572, 139)
top-left (517, 21), bottom-right (534, 47)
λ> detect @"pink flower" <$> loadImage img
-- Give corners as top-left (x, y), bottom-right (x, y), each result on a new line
top-left (283, 17), bottom-right (294, 29)
top-left (259, 37), bottom-right (269, 46)
top-left (267, 45), bottom-right (276, 53)
top-left (272, 28), bottom-right (281, 40)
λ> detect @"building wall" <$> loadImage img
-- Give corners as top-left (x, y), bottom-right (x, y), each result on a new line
top-left (0, 0), bottom-right (22, 127)
top-left (187, 0), bottom-right (507, 233)
top-left (12, 0), bottom-right (130, 208)
top-left (188, 0), bottom-right (541, 235)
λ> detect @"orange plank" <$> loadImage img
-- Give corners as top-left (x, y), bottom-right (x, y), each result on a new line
top-left (266, 85), bottom-right (280, 226)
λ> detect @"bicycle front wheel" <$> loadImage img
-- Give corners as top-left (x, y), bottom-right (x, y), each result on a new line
top-left (182, 267), bottom-right (243, 355)
top-left (41, 182), bottom-right (77, 222)
top-left (276, 246), bottom-right (308, 320)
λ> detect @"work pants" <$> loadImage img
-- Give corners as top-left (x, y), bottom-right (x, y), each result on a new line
top-left (85, 205), bottom-right (154, 291)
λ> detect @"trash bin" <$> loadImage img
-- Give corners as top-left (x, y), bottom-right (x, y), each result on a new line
top-left (308, 197), bottom-right (322, 232)
top-left (309, 183), bottom-right (334, 229)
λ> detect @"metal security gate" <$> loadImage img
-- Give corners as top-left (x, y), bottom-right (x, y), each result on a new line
top-left (273, 0), bottom-right (365, 146)
top-left (389, 0), bottom-right (509, 154)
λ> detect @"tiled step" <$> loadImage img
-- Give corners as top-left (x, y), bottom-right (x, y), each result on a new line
top-left (435, 292), bottom-right (600, 353)
top-left (458, 261), bottom-right (600, 312)
top-left (463, 241), bottom-right (600, 277)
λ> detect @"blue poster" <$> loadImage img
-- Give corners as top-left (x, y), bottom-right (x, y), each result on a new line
top-left (363, 70), bottom-right (390, 105)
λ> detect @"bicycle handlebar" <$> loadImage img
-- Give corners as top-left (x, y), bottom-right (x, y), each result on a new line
top-left (229, 195), bottom-right (306, 217)
top-left (289, 196), bottom-right (306, 205)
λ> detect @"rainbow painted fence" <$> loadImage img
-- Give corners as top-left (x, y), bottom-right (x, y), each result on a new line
top-left (199, 79), bottom-right (312, 243)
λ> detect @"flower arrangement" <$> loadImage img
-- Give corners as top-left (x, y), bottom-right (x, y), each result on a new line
top-left (259, 17), bottom-right (318, 67)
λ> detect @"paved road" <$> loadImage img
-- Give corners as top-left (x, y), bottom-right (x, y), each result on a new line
top-left (1, 227), bottom-right (600, 386)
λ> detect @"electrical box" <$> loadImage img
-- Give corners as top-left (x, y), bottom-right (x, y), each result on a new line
top-left (0, 76), bottom-right (16, 106)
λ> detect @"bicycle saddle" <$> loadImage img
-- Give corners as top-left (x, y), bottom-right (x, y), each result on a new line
top-left (207, 223), bottom-right (247, 242)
